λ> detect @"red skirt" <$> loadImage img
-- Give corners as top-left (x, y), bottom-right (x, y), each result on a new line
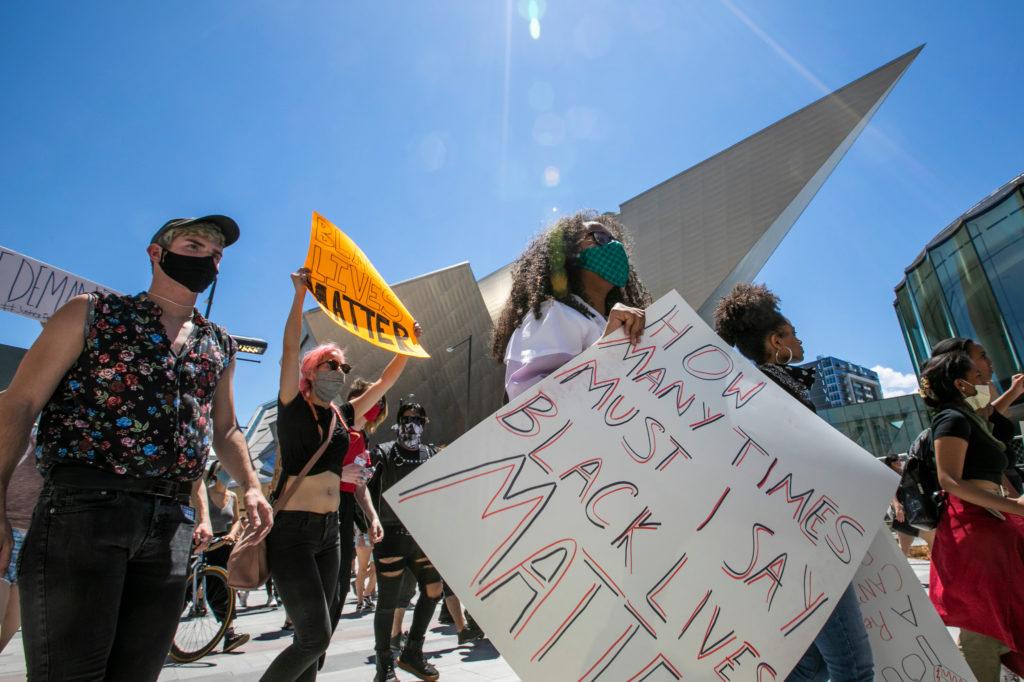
top-left (930, 494), bottom-right (1024, 674)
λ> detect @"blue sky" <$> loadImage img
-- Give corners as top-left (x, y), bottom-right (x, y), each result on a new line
top-left (1, 2), bottom-right (1022, 422)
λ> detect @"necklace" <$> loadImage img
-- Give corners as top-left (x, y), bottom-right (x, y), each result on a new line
top-left (147, 291), bottom-right (195, 315)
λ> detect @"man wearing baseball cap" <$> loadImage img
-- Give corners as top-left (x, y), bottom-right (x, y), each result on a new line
top-left (0, 216), bottom-right (273, 680)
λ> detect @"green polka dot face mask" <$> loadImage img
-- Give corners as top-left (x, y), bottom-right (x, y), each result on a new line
top-left (577, 240), bottom-right (630, 288)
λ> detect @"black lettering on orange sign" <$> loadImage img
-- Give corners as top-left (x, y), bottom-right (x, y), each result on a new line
top-left (392, 322), bottom-right (413, 352)
top-left (374, 312), bottom-right (393, 346)
top-left (313, 283), bottom-right (328, 307)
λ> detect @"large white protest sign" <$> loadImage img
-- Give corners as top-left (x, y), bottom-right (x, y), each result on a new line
top-left (387, 290), bottom-right (897, 680)
top-left (0, 245), bottom-right (118, 321)
top-left (856, 529), bottom-right (975, 681)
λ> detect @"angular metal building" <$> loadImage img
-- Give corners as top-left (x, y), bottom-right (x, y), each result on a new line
top-left (290, 47), bottom-right (922, 448)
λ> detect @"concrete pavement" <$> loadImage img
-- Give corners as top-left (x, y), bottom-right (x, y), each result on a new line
top-left (0, 557), bottom-right (1015, 681)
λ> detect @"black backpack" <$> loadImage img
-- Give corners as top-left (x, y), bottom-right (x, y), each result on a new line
top-left (895, 428), bottom-right (945, 531)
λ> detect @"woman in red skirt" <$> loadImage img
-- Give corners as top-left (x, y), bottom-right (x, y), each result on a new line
top-left (920, 351), bottom-right (1024, 681)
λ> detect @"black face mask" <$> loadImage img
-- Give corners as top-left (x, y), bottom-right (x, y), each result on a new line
top-left (159, 249), bottom-right (218, 293)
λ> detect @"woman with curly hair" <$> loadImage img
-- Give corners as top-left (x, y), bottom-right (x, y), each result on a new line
top-left (919, 351), bottom-right (1024, 680)
top-left (713, 282), bottom-right (873, 682)
top-left (491, 211), bottom-right (651, 399)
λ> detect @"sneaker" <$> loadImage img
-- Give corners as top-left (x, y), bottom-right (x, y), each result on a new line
top-left (390, 631), bottom-right (408, 656)
top-left (375, 650), bottom-right (401, 682)
top-left (398, 638), bottom-right (439, 681)
top-left (457, 621), bottom-right (484, 645)
top-left (223, 630), bottom-right (250, 653)
top-left (437, 602), bottom-right (453, 625)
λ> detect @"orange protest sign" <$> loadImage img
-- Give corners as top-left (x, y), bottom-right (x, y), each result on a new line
top-left (303, 212), bottom-right (429, 358)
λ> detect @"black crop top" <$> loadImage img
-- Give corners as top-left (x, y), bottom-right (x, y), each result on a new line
top-left (276, 397), bottom-right (354, 478)
top-left (931, 408), bottom-right (1008, 485)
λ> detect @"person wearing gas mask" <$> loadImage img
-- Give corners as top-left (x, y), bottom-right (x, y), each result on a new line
top-left (263, 268), bottom-right (407, 681)
top-left (0, 216), bottom-right (273, 680)
top-left (367, 398), bottom-right (441, 682)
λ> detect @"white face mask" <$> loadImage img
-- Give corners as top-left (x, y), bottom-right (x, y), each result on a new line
top-left (963, 383), bottom-right (992, 411)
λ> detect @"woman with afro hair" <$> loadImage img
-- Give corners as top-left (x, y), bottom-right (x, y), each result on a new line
top-left (491, 210), bottom-right (651, 400)
top-left (714, 282), bottom-right (874, 682)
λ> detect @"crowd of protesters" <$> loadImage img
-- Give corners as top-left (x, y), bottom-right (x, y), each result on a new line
top-left (0, 211), bottom-right (1021, 682)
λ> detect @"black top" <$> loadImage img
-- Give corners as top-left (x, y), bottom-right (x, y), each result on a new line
top-left (276, 397), bottom-right (353, 477)
top-left (368, 440), bottom-right (436, 528)
top-left (931, 408), bottom-right (1008, 485)
top-left (37, 292), bottom-right (237, 482)
top-left (759, 363), bottom-right (817, 413)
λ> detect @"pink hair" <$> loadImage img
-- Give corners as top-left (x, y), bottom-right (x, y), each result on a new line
top-left (298, 343), bottom-right (347, 400)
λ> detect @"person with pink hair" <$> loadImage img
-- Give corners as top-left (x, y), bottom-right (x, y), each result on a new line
top-left (261, 267), bottom-right (418, 681)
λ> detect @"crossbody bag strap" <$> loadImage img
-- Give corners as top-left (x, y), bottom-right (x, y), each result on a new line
top-left (272, 409), bottom-right (338, 514)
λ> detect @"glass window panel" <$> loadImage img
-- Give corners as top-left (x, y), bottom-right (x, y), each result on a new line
top-left (906, 257), bottom-right (955, 349)
top-left (965, 188), bottom-right (1024, 369)
top-left (930, 219), bottom-right (1020, 391)
top-left (820, 395), bottom-right (931, 457)
top-left (894, 285), bottom-right (927, 373)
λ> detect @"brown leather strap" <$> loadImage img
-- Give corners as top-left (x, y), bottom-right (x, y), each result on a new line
top-left (272, 408), bottom-right (338, 514)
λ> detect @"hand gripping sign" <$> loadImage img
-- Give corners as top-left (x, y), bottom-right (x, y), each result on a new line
top-left (303, 212), bottom-right (428, 358)
top-left (387, 290), bottom-right (904, 680)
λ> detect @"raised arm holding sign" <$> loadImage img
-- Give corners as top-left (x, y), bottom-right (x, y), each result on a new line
top-left (303, 212), bottom-right (428, 358)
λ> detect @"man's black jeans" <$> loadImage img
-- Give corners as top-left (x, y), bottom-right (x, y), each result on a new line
top-left (19, 483), bottom-right (194, 681)
top-left (262, 510), bottom-right (340, 682)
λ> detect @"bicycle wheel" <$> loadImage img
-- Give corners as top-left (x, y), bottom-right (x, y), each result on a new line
top-left (169, 565), bottom-right (235, 663)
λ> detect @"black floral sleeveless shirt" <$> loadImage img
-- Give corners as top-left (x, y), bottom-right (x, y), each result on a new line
top-left (36, 292), bottom-right (237, 481)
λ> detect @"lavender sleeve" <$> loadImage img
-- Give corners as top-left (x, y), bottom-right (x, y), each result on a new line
top-left (503, 300), bottom-right (600, 401)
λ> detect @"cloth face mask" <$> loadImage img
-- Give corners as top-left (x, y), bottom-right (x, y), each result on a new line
top-left (363, 404), bottom-right (383, 422)
top-left (577, 241), bottom-right (630, 288)
top-left (159, 249), bottom-right (219, 293)
top-left (397, 422), bottom-right (424, 450)
top-left (312, 373), bottom-right (347, 403)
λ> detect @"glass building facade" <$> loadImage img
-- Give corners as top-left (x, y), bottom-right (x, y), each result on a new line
top-left (819, 393), bottom-right (932, 458)
top-left (894, 173), bottom-right (1024, 392)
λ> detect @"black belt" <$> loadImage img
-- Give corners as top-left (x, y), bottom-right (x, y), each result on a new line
top-left (48, 465), bottom-right (193, 505)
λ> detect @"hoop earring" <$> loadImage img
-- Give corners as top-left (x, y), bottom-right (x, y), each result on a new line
top-left (775, 347), bottom-right (793, 365)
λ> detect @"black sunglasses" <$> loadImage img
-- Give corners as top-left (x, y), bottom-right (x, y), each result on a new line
top-left (585, 230), bottom-right (615, 246)
top-left (319, 359), bottom-right (351, 374)
top-left (399, 415), bottom-right (426, 426)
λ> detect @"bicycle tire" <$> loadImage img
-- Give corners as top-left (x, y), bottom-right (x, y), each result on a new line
top-left (169, 565), bottom-right (235, 663)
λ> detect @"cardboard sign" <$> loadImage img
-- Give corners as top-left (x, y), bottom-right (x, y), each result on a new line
top-left (856, 529), bottom-right (976, 681)
top-left (0, 245), bottom-right (118, 321)
top-left (387, 290), bottom-right (897, 680)
top-left (303, 212), bottom-right (428, 358)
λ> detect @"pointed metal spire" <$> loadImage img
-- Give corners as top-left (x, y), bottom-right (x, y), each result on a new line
top-left (618, 46), bottom-right (924, 320)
